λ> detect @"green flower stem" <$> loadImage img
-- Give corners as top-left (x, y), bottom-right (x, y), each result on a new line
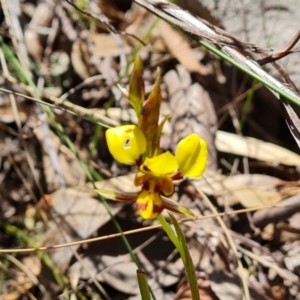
top-left (157, 214), bottom-right (184, 259)
top-left (137, 269), bottom-right (152, 300)
top-left (157, 214), bottom-right (200, 300)
top-left (168, 213), bottom-right (200, 300)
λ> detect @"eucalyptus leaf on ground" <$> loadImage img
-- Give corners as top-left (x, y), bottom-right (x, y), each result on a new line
top-left (216, 131), bottom-right (300, 166)
top-left (43, 188), bottom-right (123, 272)
top-left (194, 172), bottom-right (283, 207)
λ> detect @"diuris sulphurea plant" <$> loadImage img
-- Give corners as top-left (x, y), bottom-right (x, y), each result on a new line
top-left (97, 57), bottom-right (208, 219)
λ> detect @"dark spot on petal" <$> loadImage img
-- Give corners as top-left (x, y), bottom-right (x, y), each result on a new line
top-left (124, 137), bottom-right (130, 148)
top-left (143, 166), bottom-right (150, 172)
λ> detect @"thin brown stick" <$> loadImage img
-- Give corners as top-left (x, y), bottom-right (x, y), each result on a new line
top-left (257, 30), bottom-right (300, 65)
top-left (0, 205), bottom-right (279, 254)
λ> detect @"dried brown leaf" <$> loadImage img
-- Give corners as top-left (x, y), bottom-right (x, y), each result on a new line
top-left (159, 21), bottom-right (210, 76)
top-left (44, 188), bottom-right (123, 271)
top-left (24, 2), bottom-right (55, 65)
top-left (216, 131), bottom-right (300, 166)
top-left (0, 103), bottom-right (32, 123)
top-left (194, 172), bottom-right (283, 207)
top-left (71, 40), bottom-right (92, 80)
top-left (69, 255), bottom-right (139, 295)
top-left (90, 32), bottom-right (131, 58)
top-left (34, 125), bottom-right (84, 190)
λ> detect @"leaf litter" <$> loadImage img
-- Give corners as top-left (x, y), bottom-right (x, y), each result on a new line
top-left (1, 0), bottom-right (300, 299)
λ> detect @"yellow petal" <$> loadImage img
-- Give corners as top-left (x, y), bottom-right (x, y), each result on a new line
top-left (136, 183), bottom-right (164, 219)
top-left (105, 125), bottom-right (146, 164)
top-left (140, 151), bottom-right (178, 176)
top-left (159, 176), bottom-right (174, 196)
top-left (175, 134), bottom-right (207, 178)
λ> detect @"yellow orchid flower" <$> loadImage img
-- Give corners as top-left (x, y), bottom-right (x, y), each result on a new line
top-left (105, 124), bottom-right (207, 219)
top-left (140, 152), bottom-right (178, 176)
top-left (176, 133), bottom-right (208, 178)
top-left (100, 57), bottom-right (208, 219)
top-left (105, 125), bottom-right (146, 164)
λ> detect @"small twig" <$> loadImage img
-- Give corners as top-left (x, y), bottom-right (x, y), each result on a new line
top-left (257, 30), bottom-right (300, 65)
top-left (0, 205), bottom-right (276, 254)
top-left (253, 193), bottom-right (300, 228)
top-left (0, 75), bottom-right (120, 127)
